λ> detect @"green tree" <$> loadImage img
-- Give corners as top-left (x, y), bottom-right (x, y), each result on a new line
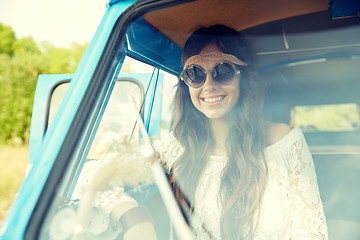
top-left (13, 36), bottom-right (40, 55)
top-left (0, 23), bottom-right (16, 56)
top-left (0, 23), bottom-right (87, 144)
top-left (0, 46), bottom-right (44, 143)
top-left (40, 41), bottom-right (87, 74)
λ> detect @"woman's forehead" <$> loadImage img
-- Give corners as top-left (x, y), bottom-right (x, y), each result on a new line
top-left (200, 43), bottom-right (221, 54)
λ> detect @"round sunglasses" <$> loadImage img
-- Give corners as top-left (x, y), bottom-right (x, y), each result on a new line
top-left (180, 61), bottom-right (240, 88)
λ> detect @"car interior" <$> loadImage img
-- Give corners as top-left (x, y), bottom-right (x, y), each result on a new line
top-left (129, 1), bottom-right (360, 239)
top-left (133, 1), bottom-right (360, 237)
top-left (144, 0), bottom-right (360, 236)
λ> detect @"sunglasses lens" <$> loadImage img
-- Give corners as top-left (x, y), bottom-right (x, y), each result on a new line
top-left (184, 65), bottom-right (205, 88)
top-left (213, 62), bottom-right (236, 84)
top-left (181, 62), bottom-right (238, 88)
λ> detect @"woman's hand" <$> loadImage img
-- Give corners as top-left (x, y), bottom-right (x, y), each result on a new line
top-left (111, 201), bottom-right (157, 240)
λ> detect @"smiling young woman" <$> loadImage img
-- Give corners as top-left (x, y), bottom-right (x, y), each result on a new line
top-left (156, 25), bottom-right (328, 240)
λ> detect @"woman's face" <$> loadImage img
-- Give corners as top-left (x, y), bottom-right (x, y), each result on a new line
top-left (188, 43), bottom-right (240, 120)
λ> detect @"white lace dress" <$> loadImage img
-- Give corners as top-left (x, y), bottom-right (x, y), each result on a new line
top-left (156, 127), bottom-right (328, 240)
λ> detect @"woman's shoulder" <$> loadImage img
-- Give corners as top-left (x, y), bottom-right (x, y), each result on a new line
top-left (264, 121), bottom-right (293, 147)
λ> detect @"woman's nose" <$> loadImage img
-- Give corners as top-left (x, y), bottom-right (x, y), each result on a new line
top-left (202, 72), bottom-right (217, 91)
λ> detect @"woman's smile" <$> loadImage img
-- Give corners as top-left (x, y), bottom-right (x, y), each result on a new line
top-left (201, 95), bottom-right (226, 104)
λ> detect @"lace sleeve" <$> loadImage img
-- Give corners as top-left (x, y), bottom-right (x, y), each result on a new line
top-left (152, 132), bottom-right (183, 172)
top-left (288, 135), bottom-right (328, 240)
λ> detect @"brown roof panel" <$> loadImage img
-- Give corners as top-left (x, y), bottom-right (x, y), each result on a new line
top-left (144, 0), bottom-right (329, 48)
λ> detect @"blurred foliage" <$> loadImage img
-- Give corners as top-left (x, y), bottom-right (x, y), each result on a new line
top-left (0, 24), bottom-right (16, 56)
top-left (0, 144), bottom-right (28, 224)
top-left (293, 104), bottom-right (360, 132)
top-left (0, 23), bottom-right (87, 144)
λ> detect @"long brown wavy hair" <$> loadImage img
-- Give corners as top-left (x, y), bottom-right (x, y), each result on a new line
top-left (170, 25), bottom-right (268, 240)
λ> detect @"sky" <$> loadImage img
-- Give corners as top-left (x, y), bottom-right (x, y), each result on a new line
top-left (0, 0), bottom-right (107, 48)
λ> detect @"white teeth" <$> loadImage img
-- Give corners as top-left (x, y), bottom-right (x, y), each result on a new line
top-left (203, 96), bottom-right (224, 103)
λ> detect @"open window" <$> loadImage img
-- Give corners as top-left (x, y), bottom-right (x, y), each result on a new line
top-left (291, 103), bottom-right (360, 133)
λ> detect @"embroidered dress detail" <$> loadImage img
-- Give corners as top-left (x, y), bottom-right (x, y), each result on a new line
top-left (157, 127), bottom-right (328, 239)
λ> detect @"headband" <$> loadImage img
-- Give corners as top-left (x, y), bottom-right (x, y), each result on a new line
top-left (183, 53), bottom-right (247, 68)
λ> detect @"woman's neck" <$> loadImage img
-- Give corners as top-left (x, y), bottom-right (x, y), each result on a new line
top-left (210, 118), bottom-right (230, 156)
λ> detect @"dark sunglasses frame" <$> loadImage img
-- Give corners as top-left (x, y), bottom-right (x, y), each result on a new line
top-left (180, 61), bottom-right (240, 88)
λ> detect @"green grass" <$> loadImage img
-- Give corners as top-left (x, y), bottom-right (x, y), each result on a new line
top-left (0, 144), bottom-right (28, 225)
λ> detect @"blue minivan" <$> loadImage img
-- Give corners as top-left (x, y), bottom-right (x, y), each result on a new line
top-left (1, 0), bottom-right (360, 239)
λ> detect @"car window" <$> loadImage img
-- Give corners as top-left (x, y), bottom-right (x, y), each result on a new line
top-left (38, 54), bottom-right (177, 240)
top-left (291, 103), bottom-right (360, 132)
top-left (48, 82), bottom-right (70, 129)
top-left (45, 75), bottom-right (144, 159)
